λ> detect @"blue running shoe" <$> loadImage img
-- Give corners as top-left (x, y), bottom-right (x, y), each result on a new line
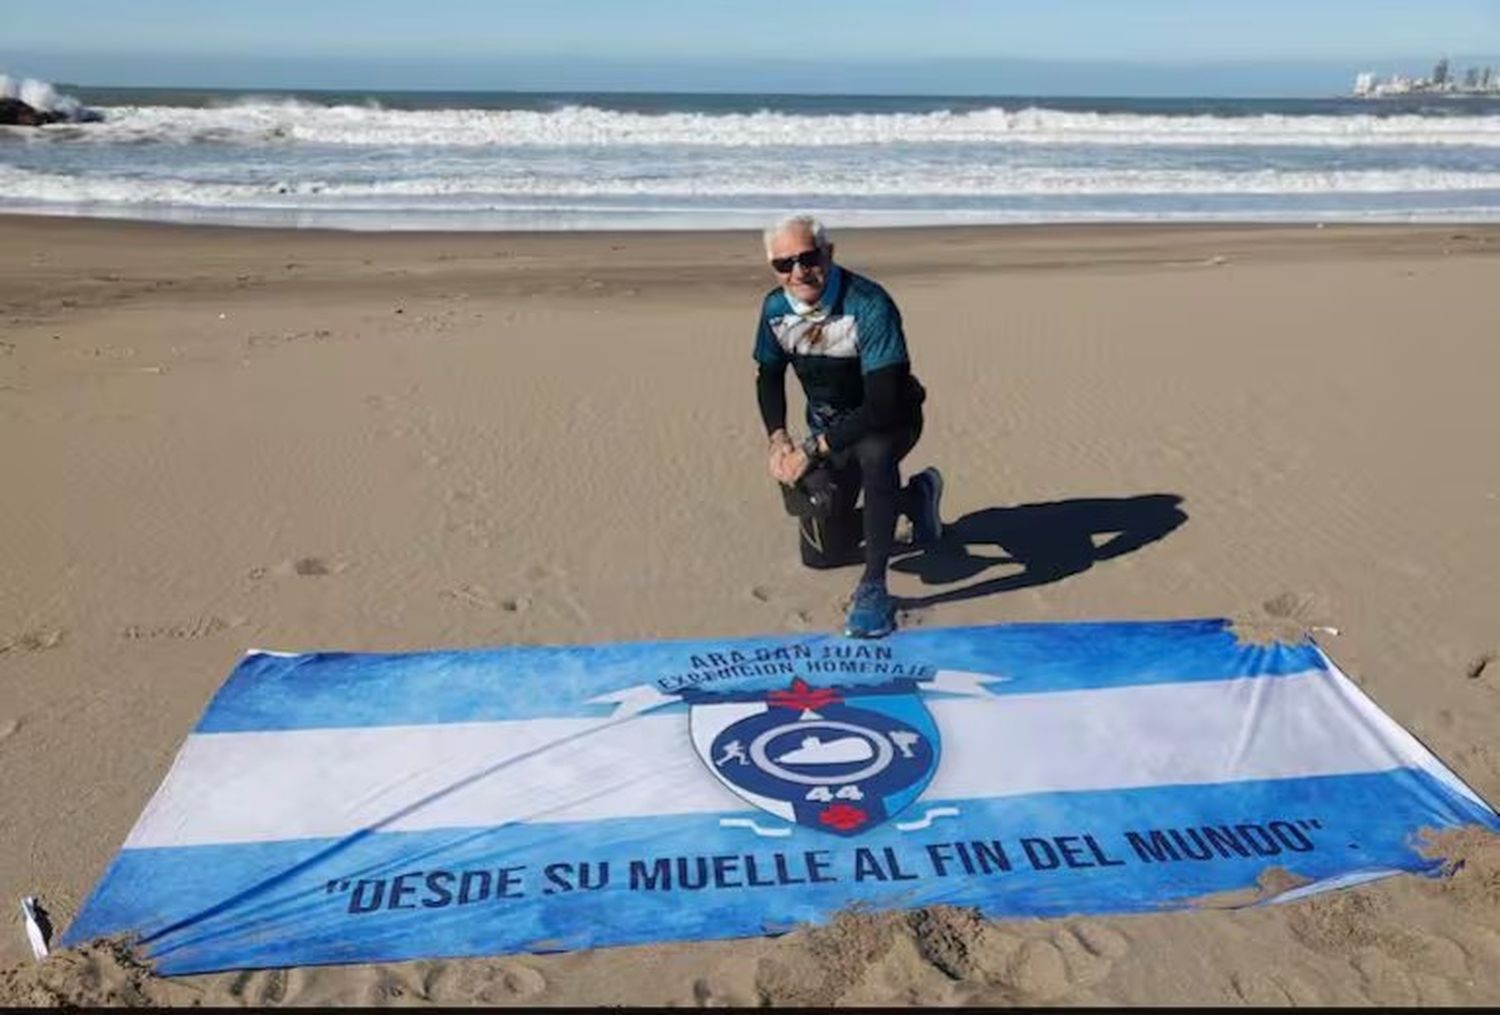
top-left (844, 579), bottom-right (896, 639)
top-left (908, 467), bottom-right (944, 545)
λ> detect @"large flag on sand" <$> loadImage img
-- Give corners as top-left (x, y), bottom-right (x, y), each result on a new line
top-left (66, 619), bottom-right (1499, 974)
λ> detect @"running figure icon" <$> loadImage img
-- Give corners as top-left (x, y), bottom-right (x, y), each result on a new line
top-left (716, 740), bottom-right (749, 767)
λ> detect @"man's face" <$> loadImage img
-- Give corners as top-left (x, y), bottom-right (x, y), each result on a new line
top-left (768, 226), bottom-right (833, 305)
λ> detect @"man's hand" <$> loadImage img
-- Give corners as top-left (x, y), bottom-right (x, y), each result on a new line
top-left (767, 430), bottom-right (796, 483)
top-left (776, 447), bottom-right (811, 485)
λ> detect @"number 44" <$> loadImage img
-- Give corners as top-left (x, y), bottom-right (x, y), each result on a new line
top-left (806, 785), bottom-right (864, 802)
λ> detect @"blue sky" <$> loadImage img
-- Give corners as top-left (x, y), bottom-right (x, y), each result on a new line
top-left (4, 0), bottom-right (1498, 95)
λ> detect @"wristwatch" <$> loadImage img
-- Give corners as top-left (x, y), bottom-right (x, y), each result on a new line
top-left (801, 434), bottom-right (826, 462)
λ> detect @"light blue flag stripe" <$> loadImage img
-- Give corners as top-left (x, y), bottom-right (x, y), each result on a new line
top-left (66, 768), bottom-right (1496, 975)
top-left (201, 619), bottom-right (1325, 733)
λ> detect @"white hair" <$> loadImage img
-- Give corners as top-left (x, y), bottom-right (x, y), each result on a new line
top-left (763, 214), bottom-right (830, 254)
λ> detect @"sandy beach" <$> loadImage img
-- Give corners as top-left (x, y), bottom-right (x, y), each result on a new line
top-left (2, 215), bottom-right (1499, 1006)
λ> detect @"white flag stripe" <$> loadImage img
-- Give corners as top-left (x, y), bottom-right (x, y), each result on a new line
top-left (1314, 649), bottom-right (1488, 810)
top-left (126, 668), bottom-right (1431, 849)
top-left (922, 662), bottom-right (1423, 802)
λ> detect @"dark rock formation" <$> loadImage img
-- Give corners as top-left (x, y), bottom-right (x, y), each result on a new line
top-left (0, 97), bottom-right (64, 126)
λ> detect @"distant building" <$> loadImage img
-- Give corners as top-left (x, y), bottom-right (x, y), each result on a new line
top-left (1352, 59), bottom-right (1500, 97)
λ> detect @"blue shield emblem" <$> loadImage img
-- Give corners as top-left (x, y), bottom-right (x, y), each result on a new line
top-left (688, 678), bottom-right (940, 836)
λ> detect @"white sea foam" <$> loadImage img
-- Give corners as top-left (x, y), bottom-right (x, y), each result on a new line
top-left (8, 89), bottom-right (1500, 228)
top-left (44, 101), bottom-right (1500, 148)
top-left (0, 73), bottom-right (90, 120)
top-left (4, 164), bottom-right (1498, 208)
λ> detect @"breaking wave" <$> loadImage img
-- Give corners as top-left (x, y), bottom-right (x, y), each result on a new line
top-left (7, 86), bottom-right (1500, 228)
top-left (28, 100), bottom-right (1500, 149)
top-left (0, 73), bottom-right (96, 122)
top-left (6, 163), bottom-right (1500, 205)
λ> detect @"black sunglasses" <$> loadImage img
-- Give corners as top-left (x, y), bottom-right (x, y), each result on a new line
top-left (770, 248), bottom-right (824, 274)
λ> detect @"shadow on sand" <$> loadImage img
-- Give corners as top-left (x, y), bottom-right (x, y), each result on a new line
top-left (892, 493), bottom-right (1188, 608)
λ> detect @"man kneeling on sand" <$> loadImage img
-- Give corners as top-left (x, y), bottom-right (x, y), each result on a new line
top-left (753, 214), bottom-right (943, 638)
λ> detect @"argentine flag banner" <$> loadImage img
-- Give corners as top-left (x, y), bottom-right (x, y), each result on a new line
top-left (66, 619), bottom-right (1499, 974)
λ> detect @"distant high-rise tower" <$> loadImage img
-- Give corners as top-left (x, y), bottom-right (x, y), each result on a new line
top-left (1465, 67), bottom-right (1481, 89)
top-left (1433, 58), bottom-right (1450, 85)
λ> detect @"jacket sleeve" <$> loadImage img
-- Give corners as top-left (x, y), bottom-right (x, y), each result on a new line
top-left (756, 361), bottom-right (789, 435)
top-left (753, 302), bottom-right (789, 435)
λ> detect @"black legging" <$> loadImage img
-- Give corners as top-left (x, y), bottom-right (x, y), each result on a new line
top-left (823, 413), bottom-right (924, 584)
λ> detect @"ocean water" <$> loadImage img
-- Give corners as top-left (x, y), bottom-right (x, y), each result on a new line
top-left (3, 86), bottom-right (1500, 230)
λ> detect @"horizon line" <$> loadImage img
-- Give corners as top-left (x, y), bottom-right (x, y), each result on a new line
top-left (50, 82), bottom-right (1379, 102)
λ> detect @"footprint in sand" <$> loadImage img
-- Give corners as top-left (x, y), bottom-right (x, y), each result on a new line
top-left (1005, 939), bottom-right (1072, 1000)
top-left (438, 584), bottom-right (496, 610)
top-left (909, 914), bottom-right (1121, 1002)
top-left (1416, 932), bottom-right (1473, 980)
top-left (120, 616), bottom-right (233, 641)
top-left (0, 627), bottom-right (66, 655)
top-left (1467, 651), bottom-right (1495, 681)
top-left (1069, 920), bottom-right (1130, 961)
top-left (1414, 973), bottom-right (1464, 1005)
top-left (1230, 971), bottom-right (1292, 1005)
top-left (1049, 924), bottom-right (1119, 989)
top-left (1263, 590), bottom-right (1318, 620)
top-left (692, 977), bottom-right (717, 1006)
top-left (423, 960), bottom-right (545, 1004)
top-left (518, 564), bottom-right (590, 624)
top-left (294, 557), bottom-right (331, 576)
top-left (756, 587), bottom-right (849, 633)
top-left (252, 557), bottom-right (345, 579)
top-left (228, 968), bottom-right (291, 1005)
top-left (689, 975), bottom-right (751, 1008)
top-left (439, 962), bottom-right (547, 1003)
top-left (368, 975), bottom-right (409, 1003)
top-left (1229, 590), bottom-right (1327, 645)
top-left (0, 718), bottom-right (20, 742)
top-left (1353, 949), bottom-right (1421, 1004)
top-left (1230, 970), bottom-right (1322, 1005)
top-left (496, 965), bottom-right (546, 998)
top-left (1463, 925), bottom-right (1500, 965)
top-left (1282, 885), bottom-right (1472, 1003)
top-left (257, 968), bottom-right (290, 1005)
